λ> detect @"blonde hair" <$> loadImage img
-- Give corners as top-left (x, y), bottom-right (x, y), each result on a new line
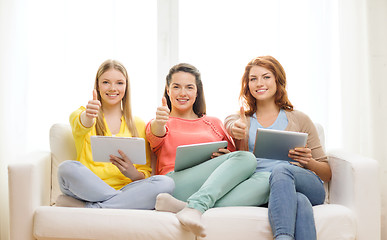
top-left (94, 59), bottom-right (138, 137)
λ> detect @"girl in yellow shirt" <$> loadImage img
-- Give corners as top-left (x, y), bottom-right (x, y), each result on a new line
top-left (56, 59), bottom-right (174, 209)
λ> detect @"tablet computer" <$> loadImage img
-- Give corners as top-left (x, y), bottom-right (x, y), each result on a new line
top-left (253, 128), bottom-right (308, 161)
top-left (174, 141), bottom-right (228, 172)
top-left (90, 136), bottom-right (146, 165)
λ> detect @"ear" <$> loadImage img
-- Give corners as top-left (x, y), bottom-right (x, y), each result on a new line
top-left (166, 87), bottom-right (170, 97)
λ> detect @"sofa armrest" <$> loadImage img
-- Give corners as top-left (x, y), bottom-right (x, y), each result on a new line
top-left (8, 151), bottom-right (52, 240)
top-left (327, 149), bottom-right (380, 240)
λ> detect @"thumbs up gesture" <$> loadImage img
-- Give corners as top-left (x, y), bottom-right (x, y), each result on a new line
top-left (80, 89), bottom-right (101, 128)
top-left (151, 97), bottom-right (170, 137)
top-left (85, 89), bottom-right (101, 119)
top-left (231, 107), bottom-right (248, 140)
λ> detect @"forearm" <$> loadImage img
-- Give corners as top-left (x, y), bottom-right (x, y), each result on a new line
top-left (307, 161), bottom-right (331, 182)
top-left (150, 120), bottom-right (167, 137)
top-left (224, 114), bottom-right (239, 137)
top-left (80, 111), bottom-right (95, 128)
top-left (129, 170), bottom-right (145, 181)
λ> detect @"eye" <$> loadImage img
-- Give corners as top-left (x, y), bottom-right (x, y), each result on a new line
top-left (102, 81), bottom-right (109, 84)
top-left (118, 81), bottom-right (125, 85)
top-left (249, 77), bottom-right (256, 81)
top-left (264, 76), bottom-right (270, 79)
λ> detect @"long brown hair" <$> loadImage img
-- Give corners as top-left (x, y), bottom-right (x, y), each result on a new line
top-left (94, 59), bottom-right (138, 136)
top-left (164, 63), bottom-right (206, 117)
top-left (240, 56), bottom-right (293, 116)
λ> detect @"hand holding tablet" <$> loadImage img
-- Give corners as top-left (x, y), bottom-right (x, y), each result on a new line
top-left (90, 136), bottom-right (146, 165)
top-left (253, 128), bottom-right (308, 162)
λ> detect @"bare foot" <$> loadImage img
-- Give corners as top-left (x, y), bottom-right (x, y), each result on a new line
top-left (176, 207), bottom-right (206, 237)
top-left (55, 194), bottom-right (85, 208)
top-left (155, 193), bottom-right (187, 213)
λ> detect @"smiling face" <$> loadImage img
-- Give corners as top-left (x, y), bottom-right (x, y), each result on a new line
top-left (248, 65), bottom-right (277, 104)
top-left (98, 68), bottom-right (126, 107)
top-left (167, 71), bottom-right (198, 117)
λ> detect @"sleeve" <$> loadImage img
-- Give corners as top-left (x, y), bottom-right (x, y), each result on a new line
top-left (69, 107), bottom-right (95, 136)
top-left (219, 121), bottom-right (236, 152)
top-left (224, 113), bottom-right (240, 136)
top-left (206, 116), bottom-right (236, 152)
top-left (69, 107), bottom-right (95, 154)
top-left (133, 117), bottom-right (153, 178)
top-left (224, 113), bottom-right (249, 151)
top-left (145, 119), bottom-right (169, 154)
top-left (296, 111), bottom-right (328, 163)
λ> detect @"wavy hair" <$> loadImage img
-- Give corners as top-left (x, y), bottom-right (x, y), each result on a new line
top-left (240, 56), bottom-right (293, 116)
top-left (164, 63), bottom-right (206, 117)
top-left (94, 59), bottom-right (138, 137)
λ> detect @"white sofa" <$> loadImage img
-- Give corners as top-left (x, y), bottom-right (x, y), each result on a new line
top-left (8, 123), bottom-right (381, 240)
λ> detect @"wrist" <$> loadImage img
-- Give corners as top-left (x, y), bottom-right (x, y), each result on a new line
top-left (151, 120), bottom-right (167, 137)
top-left (229, 123), bottom-right (235, 137)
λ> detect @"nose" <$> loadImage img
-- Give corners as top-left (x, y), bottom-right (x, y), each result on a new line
top-left (256, 77), bottom-right (264, 86)
top-left (179, 88), bottom-right (187, 96)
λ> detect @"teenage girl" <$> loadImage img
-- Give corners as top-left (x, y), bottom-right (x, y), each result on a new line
top-left (56, 59), bottom-right (174, 209)
top-left (145, 63), bottom-right (270, 237)
top-left (225, 56), bottom-right (331, 240)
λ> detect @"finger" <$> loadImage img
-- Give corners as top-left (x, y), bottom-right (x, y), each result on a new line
top-left (234, 120), bottom-right (246, 129)
top-left (87, 102), bottom-right (100, 110)
top-left (110, 154), bottom-right (123, 163)
top-left (110, 158), bottom-right (124, 171)
top-left (289, 151), bottom-right (312, 159)
top-left (93, 89), bottom-right (98, 101)
top-left (294, 147), bottom-right (312, 154)
top-left (291, 148), bottom-right (312, 157)
top-left (240, 106), bottom-right (247, 122)
top-left (117, 150), bottom-right (134, 164)
top-left (162, 96), bottom-right (168, 107)
top-left (157, 106), bottom-right (170, 116)
top-left (218, 148), bottom-right (231, 154)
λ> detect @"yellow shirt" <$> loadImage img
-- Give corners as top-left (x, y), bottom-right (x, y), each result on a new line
top-left (69, 107), bottom-right (152, 190)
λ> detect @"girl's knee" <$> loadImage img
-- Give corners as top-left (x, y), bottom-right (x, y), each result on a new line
top-left (58, 160), bottom-right (82, 178)
top-left (150, 175), bottom-right (175, 194)
top-left (296, 192), bottom-right (310, 204)
top-left (269, 164), bottom-right (294, 183)
top-left (232, 151), bottom-right (257, 168)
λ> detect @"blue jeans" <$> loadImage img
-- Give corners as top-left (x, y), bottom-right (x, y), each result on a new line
top-left (268, 164), bottom-right (325, 240)
top-left (58, 160), bottom-right (175, 209)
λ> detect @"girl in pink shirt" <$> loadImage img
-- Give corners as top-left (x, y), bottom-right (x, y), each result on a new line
top-left (145, 63), bottom-right (270, 237)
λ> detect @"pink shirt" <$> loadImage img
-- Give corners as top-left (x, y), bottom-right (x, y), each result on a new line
top-left (146, 115), bottom-right (236, 175)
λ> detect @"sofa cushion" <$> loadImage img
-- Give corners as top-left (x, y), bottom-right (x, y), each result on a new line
top-left (34, 204), bottom-right (356, 240)
top-left (199, 205), bottom-right (356, 240)
top-left (34, 206), bottom-right (195, 240)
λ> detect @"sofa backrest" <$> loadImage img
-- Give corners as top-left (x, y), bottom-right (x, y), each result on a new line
top-left (48, 122), bottom-right (326, 205)
top-left (49, 123), bottom-right (77, 205)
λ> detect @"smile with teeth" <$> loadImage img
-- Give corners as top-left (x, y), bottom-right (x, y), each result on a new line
top-left (256, 89), bottom-right (267, 93)
top-left (177, 98), bottom-right (189, 102)
top-left (107, 93), bottom-right (119, 97)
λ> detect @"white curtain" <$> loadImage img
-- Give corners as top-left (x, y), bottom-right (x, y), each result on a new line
top-left (0, 1), bottom-right (158, 239)
top-left (178, 0), bottom-right (342, 150)
top-left (338, 0), bottom-right (387, 238)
